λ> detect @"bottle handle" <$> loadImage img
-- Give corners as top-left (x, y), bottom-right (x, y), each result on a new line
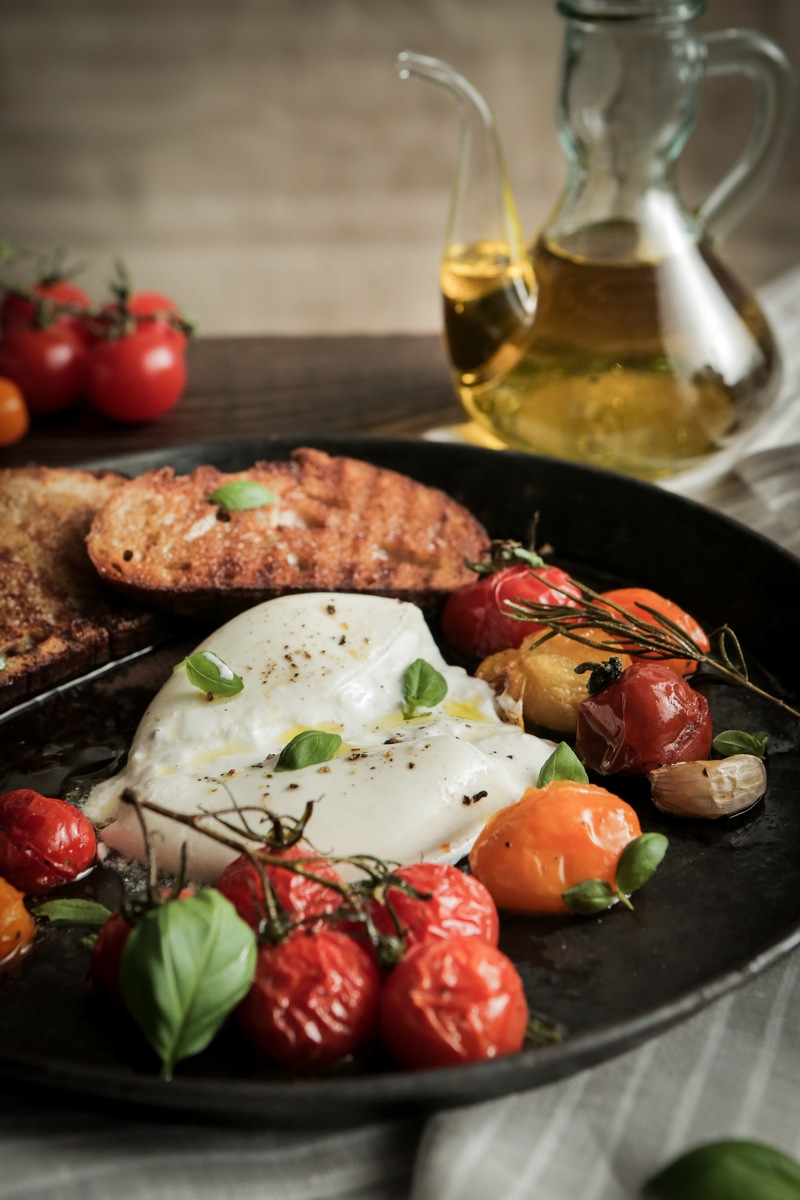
top-left (697, 29), bottom-right (798, 244)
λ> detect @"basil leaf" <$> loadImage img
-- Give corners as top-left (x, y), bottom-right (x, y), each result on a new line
top-left (274, 729), bottom-right (343, 771)
top-left (180, 651), bottom-right (244, 697)
top-left (538, 742), bottom-right (589, 786)
top-left (0, 651), bottom-right (6, 670)
top-left (120, 889), bottom-right (257, 1079)
top-left (33, 898), bottom-right (113, 927)
top-left (562, 878), bottom-right (616, 914)
top-left (713, 729), bottom-right (769, 759)
top-left (402, 658), bottom-right (447, 719)
top-left (208, 480), bottom-right (275, 511)
top-left (616, 832), bottom-right (668, 897)
top-left (643, 1139), bottom-right (800, 1200)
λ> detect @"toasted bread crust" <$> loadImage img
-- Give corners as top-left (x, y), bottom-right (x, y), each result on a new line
top-left (87, 448), bottom-right (489, 615)
top-left (0, 466), bottom-right (166, 713)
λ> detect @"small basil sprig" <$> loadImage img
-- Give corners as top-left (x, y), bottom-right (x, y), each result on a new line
top-left (274, 729), bottom-right (343, 771)
top-left (643, 1139), bottom-right (800, 1200)
top-left (33, 898), bottom-right (113, 927)
top-left (120, 889), bottom-right (257, 1080)
top-left (564, 832), bottom-right (669, 915)
top-left (402, 658), bottom-right (447, 719)
top-left (713, 729), bottom-right (769, 759)
top-left (178, 650), bottom-right (244, 698)
top-left (208, 480), bottom-right (275, 511)
top-left (538, 742), bottom-right (588, 785)
top-left (0, 651), bottom-right (6, 671)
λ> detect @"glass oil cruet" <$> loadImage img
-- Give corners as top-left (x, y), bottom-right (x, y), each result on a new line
top-left (396, 1), bottom-right (798, 483)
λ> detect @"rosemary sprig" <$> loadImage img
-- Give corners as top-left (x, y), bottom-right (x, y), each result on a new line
top-left (505, 573), bottom-right (800, 721)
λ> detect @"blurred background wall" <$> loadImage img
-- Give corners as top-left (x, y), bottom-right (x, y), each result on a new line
top-left (1, 0), bottom-right (798, 336)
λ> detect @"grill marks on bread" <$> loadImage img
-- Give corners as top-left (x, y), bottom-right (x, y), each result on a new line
top-left (86, 449), bottom-right (489, 616)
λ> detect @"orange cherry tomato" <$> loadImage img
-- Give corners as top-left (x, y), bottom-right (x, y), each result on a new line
top-left (0, 876), bottom-right (36, 970)
top-left (0, 377), bottom-right (29, 446)
top-left (469, 780), bottom-right (641, 915)
top-left (600, 587), bottom-right (710, 676)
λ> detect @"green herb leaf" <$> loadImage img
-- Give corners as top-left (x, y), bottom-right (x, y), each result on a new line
top-left (616, 833), bottom-right (669, 897)
top-left (208, 480), bottom-right (275, 511)
top-left (713, 729), bottom-right (770, 759)
top-left (562, 878), bottom-right (616, 914)
top-left (538, 742), bottom-right (589, 786)
top-left (33, 898), bottom-right (113, 927)
top-left (643, 1139), bottom-right (800, 1200)
top-left (120, 889), bottom-right (257, 1079)
top-left (274, 729), bottom-right (343, 771)
top-left (179, 650), bottom-right (244, 697)
top-left (0, 651), bottom-right (6, 670)
top-left (402, 658), bottom-right (447, 719)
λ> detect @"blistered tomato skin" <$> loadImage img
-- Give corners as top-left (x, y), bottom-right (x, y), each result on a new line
top-left (469, 781), bottom-right (641, 915)
top-left (441, 564), bottom-right (581, 659)
top-left (0, 876), bottom-right (36, 969)
top-left (367, 862), bottom-right (499, 952)
top-left (0, 788), bottom-right (96, 893)
top-left (215, 845), bottom-right (344, 931)
top-left (575, 661), bottom-right (713, 776)
top-left (380, 936), bottom-right (529, 1069)
top-left (237, 929), bottom-right (382, 1069)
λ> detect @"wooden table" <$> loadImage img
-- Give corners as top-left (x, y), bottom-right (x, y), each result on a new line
top-left (1, 335), bottom-right (462, 467)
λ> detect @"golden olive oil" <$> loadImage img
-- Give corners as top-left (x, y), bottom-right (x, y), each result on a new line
top-left (441, 229), bottom-right (779, 479)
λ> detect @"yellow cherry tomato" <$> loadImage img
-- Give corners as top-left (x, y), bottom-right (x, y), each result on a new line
top-left (469, 780), bottom-right (641, 915)
top-left (0, 377), bottom-right (30, 446)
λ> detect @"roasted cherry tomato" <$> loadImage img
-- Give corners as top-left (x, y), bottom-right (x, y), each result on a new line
top-left (0, 876), bottom-right (36, 970)
top-left (85, 326), bottom-right (186, 422)
top-left (575, 661), bottom-right (713, 776)
top-left (600, 587), bottom-right (711, 676)
top-left (89, 887), bottom-right (194, 1006)
top-left (367, 862), bottom-right (499, 952)
top-left (0, 377), bottom-right (29, 445)
top-left (0, 788), bottom-right (96, 892)
top-left (237, 929), bottom-right (381, 1069)
top-left (469, 780), bottom-right (641, 915)
top-left (215, 844), bottom-right (344, 932)
top-left (0, 326), bottom-right (88, 415)
top-left (442, 562), bottom-right (582, 660)
top-left (380, 935), bottom-right (528, 1069)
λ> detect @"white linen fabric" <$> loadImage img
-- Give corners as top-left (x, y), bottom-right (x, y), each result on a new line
top-left (2, 263), bottom-right (800, 1200)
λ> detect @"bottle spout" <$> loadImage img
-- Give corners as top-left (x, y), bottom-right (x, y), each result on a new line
top-left (395, 51), bottom-right (530, 274)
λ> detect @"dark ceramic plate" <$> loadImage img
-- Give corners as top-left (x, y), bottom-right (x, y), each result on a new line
top-left (1, 436), bottom-right (799, 1125)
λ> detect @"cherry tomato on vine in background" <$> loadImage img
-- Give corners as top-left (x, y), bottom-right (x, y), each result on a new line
top-left (380, 935), bottom-right (528, 1069)
top-left (575, 661), bottom-right (713, 777)
top-left (441, 561), bottom-right (582, 660)
top-left (0, 325), bottom-right (88, 415)
top-left (0, 876), bottom-right (36, 970)
top-left (367, 862), bottom-right (499, 953)
top-left (0, 788), bottom-right (96, 893)
top-left (469, 780), bottom-right (642, 915)
top-left (85, 326), bottom-right (187, 423)
top-left (215, 845), bottom-right (344, 932)
top-left (236, 928), bottom-right (382, 1069)
top-left (0, 278), bottom-right (92, 346)
top-left (0, 377), bottom-right (29, 445)
top-left (600, 587), bottom-right (711, 677)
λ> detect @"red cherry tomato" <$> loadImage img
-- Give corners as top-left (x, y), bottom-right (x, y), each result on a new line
top-left (96, 291), bottom-right (188, 347)
top-left (1, 280), bottom-right (92, 345)
top-left (441, 563), bottom-right (581, 659)
top-left (88, 909), bottom-right (133, 1006)
top-left (0, 326), bottom-right (88, 414)
top-left (575, 661), bottom-right (713, 776)
top-left (0, 788), bottom-right (96, 892)
top-left (368, 862), bottom-right (499, 952)
top-left (380, 936), bottom-right (529, 1069)
top-left (237, 929), bottom-right (382, 1069)
top-left (0, 377), bottom-right (29, 445)
top-left (85, 327), bottom-right (187, 422)
top-left (600, 587), bottom-right (711, 676)
top-left (215, 845), bottom-right (344, 932)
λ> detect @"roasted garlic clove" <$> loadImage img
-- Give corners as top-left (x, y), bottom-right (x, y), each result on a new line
top-left (648, 754), bottom-right (767, 819)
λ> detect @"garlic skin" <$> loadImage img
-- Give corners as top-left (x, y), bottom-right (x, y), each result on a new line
top-left (648, 754), bottom-right (767, 819)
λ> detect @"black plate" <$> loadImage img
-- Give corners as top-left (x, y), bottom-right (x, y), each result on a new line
top-left (2, 435), bottom-right (799, 1125)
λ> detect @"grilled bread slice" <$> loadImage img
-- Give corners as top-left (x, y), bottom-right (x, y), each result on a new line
top-left (86, 448), bottom-right (489, 616)
top-left (0, 466), bottom-right (167, 714)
